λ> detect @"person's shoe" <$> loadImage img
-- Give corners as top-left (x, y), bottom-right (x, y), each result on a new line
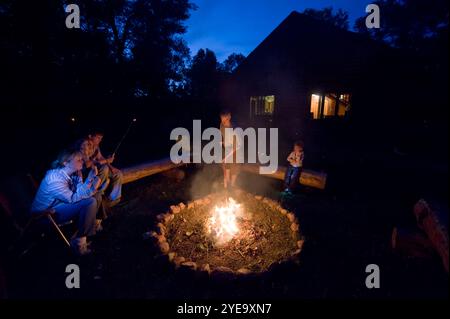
top-left (70, 237), bottom-right (92, 256)
top-left (95, 219), bottom-right (103, 233)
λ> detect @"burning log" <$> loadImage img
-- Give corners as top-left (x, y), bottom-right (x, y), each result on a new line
top-left (240, 164), bottom-right (327, 190)
top-left (413, 200), bottom-right (449, 273)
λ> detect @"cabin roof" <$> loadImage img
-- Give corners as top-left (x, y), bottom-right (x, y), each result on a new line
top-left (232, 11), bottom-right (390, 87)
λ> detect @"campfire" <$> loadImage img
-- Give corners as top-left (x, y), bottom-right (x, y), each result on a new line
top-left (151, 190), bottom-right (304, 276)
top-left (206, 197), bottom-right (241, 245)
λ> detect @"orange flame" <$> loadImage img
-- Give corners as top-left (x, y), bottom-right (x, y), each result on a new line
top-left (207, 197), bottom-right (241, 245)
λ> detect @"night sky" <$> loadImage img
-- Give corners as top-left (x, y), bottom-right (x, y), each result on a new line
top-left (185, 0), bottom-right (370, 61)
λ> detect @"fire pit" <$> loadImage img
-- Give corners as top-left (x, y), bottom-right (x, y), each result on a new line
top-left (151, 190), bottom-right (304, 276)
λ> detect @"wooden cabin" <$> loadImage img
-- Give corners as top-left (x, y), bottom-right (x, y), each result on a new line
top-left (220, 11), bottom-right (400, 155)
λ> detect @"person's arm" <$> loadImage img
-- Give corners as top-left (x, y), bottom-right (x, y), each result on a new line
top-left (48, 171), bottom-right (99, 204)
top-left (291, 152), bottom-right (303, 166)
top-left (298, 152), bottom-right (304, 167)
top-left (94, 148), bottom-right (114, 165)
top-left (287, 152), bottom-right (294, 163)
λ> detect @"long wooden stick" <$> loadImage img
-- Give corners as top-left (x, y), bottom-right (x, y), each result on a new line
top-left (113, 119), bottom-right (136, 155)
top-left (47, 215), bottom-right (71, 247)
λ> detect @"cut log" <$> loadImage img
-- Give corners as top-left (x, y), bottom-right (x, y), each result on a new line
top-left (413, 200), bottom-right (449, 273)
top-left (122, 159), bottom-right (326, 189)
top-left (161, 168), bottom-right (186, 182)
top-left (122, 158), bottom-right (186, 184)
top-left (239, 164), bottom-right (327, 190)
top-left (391, 227), bottom-right (435, 258)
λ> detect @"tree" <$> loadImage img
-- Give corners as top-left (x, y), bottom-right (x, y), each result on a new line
top-left (77, 0), bottom-right (196, 98)
top-left (187, 49), bottom-right (220, 99)
top-left (302, 7), bottom-right (349, 30)
top-left (0, 0), bottom-right (197, 106)
top-left (354, 0), bottom-right (448, 52)
top-left (220, 53), bottom-right (246, 73)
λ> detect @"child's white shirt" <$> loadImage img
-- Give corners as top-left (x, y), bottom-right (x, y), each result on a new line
top-left (287, 151), bottom-right (304, 168)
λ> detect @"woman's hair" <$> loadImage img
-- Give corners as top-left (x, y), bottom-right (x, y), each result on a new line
top-left (294, 140), bottom-right (304, 149)
top-left (51, 148), bottom-right (81, 169)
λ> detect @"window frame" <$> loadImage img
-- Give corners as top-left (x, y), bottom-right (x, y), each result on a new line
top-left (249, 95), bottom-right (276, 118)
top-left (309, 92), bottom-right (351, 120)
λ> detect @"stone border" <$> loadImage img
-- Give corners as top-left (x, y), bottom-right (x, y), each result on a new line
top-left (150, 192), bottom-right (304, 278)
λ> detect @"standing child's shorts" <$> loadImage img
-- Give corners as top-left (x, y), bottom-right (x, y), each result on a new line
top-left (222, 145), bottom-right (240, 174)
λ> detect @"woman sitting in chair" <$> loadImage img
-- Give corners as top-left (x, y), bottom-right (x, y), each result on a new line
top-left (31, 148), bottom-right (102, 255)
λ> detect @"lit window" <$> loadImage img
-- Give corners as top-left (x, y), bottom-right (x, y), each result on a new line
top-left (250, 95), bottom-right (275, 116)
top-left (324, 95), bottom-right (337, 117)
top-left (310, 93), bottom-right (351, 119)
top-left (310, 94), bottom-right (321, 119)
top-left (264, 95), bottom-right (275, 114)
top-left (338, 94), bottom-right (351, 117)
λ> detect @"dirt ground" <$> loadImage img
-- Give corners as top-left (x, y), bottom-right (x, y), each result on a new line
top-left (165, 191), bottom-right (300, 272)
top-left (2, 160), bottom-right (448, 299)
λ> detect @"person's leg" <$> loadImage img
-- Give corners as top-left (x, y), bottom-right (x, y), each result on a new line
top-left (223, 166), bottom-right (231, 189)
top-left (77, 197), bottom-right (98, 237)
top-left (289, 167), bottom-right (301, 190)
top-left (97, 164), bottom-right (110, 193)
top-left (54, 197), bottom-right (98, 255)
top-left (55, 197), bottom-right (98, 237)
top-left (284, 166), bottom-right (293, 190)
top-left (107, 167), bottom-right (123, 203)
top-left (230, 165), bottom-right (239, 188)
top-left (93, 192), bottom-right (107, 223)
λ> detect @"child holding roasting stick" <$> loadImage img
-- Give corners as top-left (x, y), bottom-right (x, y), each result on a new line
top-left (219, 110), bottom-right (240, 190)
top-left (79, 131), bottom-right (123, 208)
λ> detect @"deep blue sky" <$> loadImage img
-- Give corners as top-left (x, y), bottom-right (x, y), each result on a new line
top-left (185, 0), bottom-right (370, 61)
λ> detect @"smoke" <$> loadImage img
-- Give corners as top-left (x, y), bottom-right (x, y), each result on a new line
top-left (189, 163), bottom-right (282, 200)
top-left (189, 164), bottom-right (224, 200)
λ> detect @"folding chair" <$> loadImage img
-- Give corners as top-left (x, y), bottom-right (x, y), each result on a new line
top-left (0, 174), bottom-right (74, 257)
top-left (25, 174), bottom-right (73, 247)
top-left (21, 209), bottom-right (72, 248)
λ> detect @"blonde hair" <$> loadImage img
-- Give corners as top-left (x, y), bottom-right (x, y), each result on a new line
top-left (51, 149), bottom-right (81, 169)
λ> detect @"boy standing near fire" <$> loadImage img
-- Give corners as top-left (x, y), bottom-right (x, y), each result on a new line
top-left (284, 141), bottom-right (305, 193)
top-left (219, 110), bottom-right (240, 190)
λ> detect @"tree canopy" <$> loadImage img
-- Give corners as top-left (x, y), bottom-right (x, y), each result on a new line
top-left (302, 7), bottom-right (350, 30)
